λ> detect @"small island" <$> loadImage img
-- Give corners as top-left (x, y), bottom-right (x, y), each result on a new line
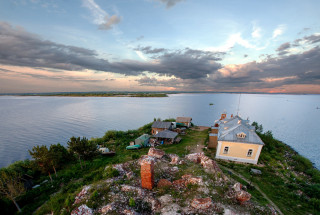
top-left (0, 118), bottom-right (319, 215)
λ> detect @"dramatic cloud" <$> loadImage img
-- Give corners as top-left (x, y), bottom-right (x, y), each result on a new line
top-left (156, 0), bottom-right (184, 8)
top-left (98, 15), bottom-right (121, 30)
top-left (0, 22), bottom-right (222, 79)
top-left (295, 34), bottom-right (320, 45)
top-left (135, 46), bottom-right (167, 54)
top-left (212, 46), bottom-right (320, 89)
top-left (276, 42), bottom-right (291, 55)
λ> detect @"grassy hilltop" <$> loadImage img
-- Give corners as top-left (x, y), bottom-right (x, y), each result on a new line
top-left (0, 121), bottom-right (319, 215)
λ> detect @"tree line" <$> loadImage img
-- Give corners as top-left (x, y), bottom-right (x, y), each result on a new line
top-left (0, 136), bottom-right (98, 212)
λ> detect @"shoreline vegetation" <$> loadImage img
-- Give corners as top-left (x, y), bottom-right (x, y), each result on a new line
top-left (0, 121), bottom-right (319, 214)
top-left (15, 92), bottom-right (168, 97)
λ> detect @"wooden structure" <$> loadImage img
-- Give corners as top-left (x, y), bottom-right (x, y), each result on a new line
top-left (151, 121), bottom-right (173, 135)
top-left (176, 117), bottom-right (192, 127)
top-left (153, 130), bottom-right (178, 144)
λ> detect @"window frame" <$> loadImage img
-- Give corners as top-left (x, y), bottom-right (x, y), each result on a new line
top-left (247, 149), bottom-right (253, 157)
top-left (223, 146), bottom-right (229, 154)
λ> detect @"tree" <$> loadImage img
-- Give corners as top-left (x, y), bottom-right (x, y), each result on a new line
top-left (49, 143), bottom-right (70, 176)
top-left (0, 170), bottom-right (25, 212)
top-left (67, 137), bottom-right (98, 169)
top-left (252, 121), bottom-right (263, 133)
top-left (29, 145), bottom-right (53, 181)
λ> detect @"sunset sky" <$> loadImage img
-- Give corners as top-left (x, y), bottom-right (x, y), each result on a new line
top-left (0, 0), bottom-right (320, 93)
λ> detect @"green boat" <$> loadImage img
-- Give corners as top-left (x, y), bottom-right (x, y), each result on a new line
top-left (126, 144), bottom-right (142, 150)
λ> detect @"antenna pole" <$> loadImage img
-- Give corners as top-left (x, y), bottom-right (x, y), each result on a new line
top-left (237, 93), bottom-right (241, 116)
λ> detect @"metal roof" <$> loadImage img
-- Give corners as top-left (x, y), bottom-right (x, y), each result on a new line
top-left (154, 130), bottom-right (178, 139)
top-left (136, 134), bottom-right (150, 141)
top-left (218, 115), bottom-right (264, 145)
top-left (152, 121), bottom-right (172, 129)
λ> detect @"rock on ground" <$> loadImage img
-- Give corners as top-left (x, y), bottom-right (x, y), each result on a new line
top-left (71, 204), bottom-right (93, 215)
top-left (148, 148), bottom-right (165, 159)
top-left (190, 197), bottom-right (213, 210)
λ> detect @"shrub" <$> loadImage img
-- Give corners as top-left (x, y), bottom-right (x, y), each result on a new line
top-left (129, 197), bottom-right (135, 207)
top-left (103, 166), bottom-right (120, 178)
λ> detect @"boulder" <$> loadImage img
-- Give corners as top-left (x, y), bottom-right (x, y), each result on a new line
top-left (172, 179), bottom-right (185, 189)
top-left (145, 196), bottom-right (161, 210)
top-left (185, 152), bottom-right (204, 163)
top-left (158, 194), bottom-right (173, 205)
top-left (235, 190), bottom-right (251, 204)
top-left (190, 197), bottom-right (213, 210)
top-left (168, 154), bottom-right (179, 164)
top-left (185, 176), bottom-right (203, 186)
top-left (233, 182), bottom-right (242, 192)
top-left (71, 204), bottom-right (93, 215)
top-left (157, 179), bottom-right (172, 188)
top-left (148, 148), bottom-right (165, 159)
top-left (99, 203), bottom-right (114, 214)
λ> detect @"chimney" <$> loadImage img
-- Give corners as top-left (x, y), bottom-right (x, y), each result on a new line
top-left (231, 114), bottom-right (233, 118)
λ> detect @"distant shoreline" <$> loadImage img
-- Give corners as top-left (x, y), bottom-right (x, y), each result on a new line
top-left (0, 92), bottom-right (168, 97)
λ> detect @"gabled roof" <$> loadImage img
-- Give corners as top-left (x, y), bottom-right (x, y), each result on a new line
top-left (176, 117), bottom-right (192, 123)
top-left (154, 130), bottom-right (178, 139)
top-left (136, 134), bottom-right (150, 141)
top-left (218, 115), bottom-right (264, 145)
top-left (152, 121), bottom-right (172, 129)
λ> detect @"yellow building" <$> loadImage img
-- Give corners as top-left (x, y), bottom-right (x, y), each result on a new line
top-left (209, 114), bottom-right (264, 164)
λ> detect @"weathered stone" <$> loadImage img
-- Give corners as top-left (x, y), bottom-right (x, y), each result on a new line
top-left (157, 179), bottom-right (172, 188)
top-left (138, 155), bottom-right (150, 165)
top-left (122, 209), bottom-right (138, 215)
top-left (185, 152), bottom-right (204, 163)
top-left (71, 204), bottom-right (93, 215)
top-left (141, 158), bottom-right (154, 190)
top-left (99, 203), bottom-right (114, 214)
top-left (148, 147), bottom-right (165, 159)
top-left (161, 203), bottom-right (182, 215)
top-left (168, 154), bottom-right (179, 164)
top-left (112, 164), bottom-right (125, 174)
top-left (74, 186), bottom-right (91, 204)
top-left (158, 194), bottom-right (173, 205)
top-left (235, 190), bottom-right (251, 204)
top-left (190, 197), bottom-right (213, 210)
top-left (145, 196), bottom-right (161, 210)
top-left (185, 176), bottom-right (203, 186)
top-left (126, 171), bottom-right (134, 179)
top-left (172, 179), bottom-right (185, 189)
top-left (121, 185), bottom-right (144, 196)
top-left (181, 174), bottom-right (192, 180)
top-left (233, 182), bottom-right (242, 192)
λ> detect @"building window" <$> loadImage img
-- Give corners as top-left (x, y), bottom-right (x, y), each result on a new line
top-left (237, 132), bottom-right (246, 138)
top-left (223, 146), bottom-right (229, 154)
top-left (247, 149), bottom-right (253, 157)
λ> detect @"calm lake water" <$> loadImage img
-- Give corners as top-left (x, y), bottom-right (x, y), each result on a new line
top-left (0, 94), bottom-right (319, 169)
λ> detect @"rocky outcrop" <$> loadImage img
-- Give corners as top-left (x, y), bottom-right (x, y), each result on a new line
top-left (148, 148), bottom-right (165, 159)
top-left (74, 186), bottom-right (91, 204)
top-left (71, 204), bottom-right (93, 215)
top-left (121, 185), bottom-right (145, 196)
top-left (157, 179), bottom-right (172, 188)
top-left (229, 183), bottom-right (251, 204)
top-left (190, 197), bottom-right (213, 210)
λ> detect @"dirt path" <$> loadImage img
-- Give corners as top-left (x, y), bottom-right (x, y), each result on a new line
top-left (220, 166), bottom-right (284, 215)
top-left (189, 126), bottom-right (210, 153)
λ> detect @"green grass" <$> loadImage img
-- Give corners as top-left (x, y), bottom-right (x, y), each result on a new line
top-left (158, 128), bottom-right (209, 156)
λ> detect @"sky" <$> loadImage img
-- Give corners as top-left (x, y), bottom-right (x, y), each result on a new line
top-left (0, 0), bottom-right (320, 94)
